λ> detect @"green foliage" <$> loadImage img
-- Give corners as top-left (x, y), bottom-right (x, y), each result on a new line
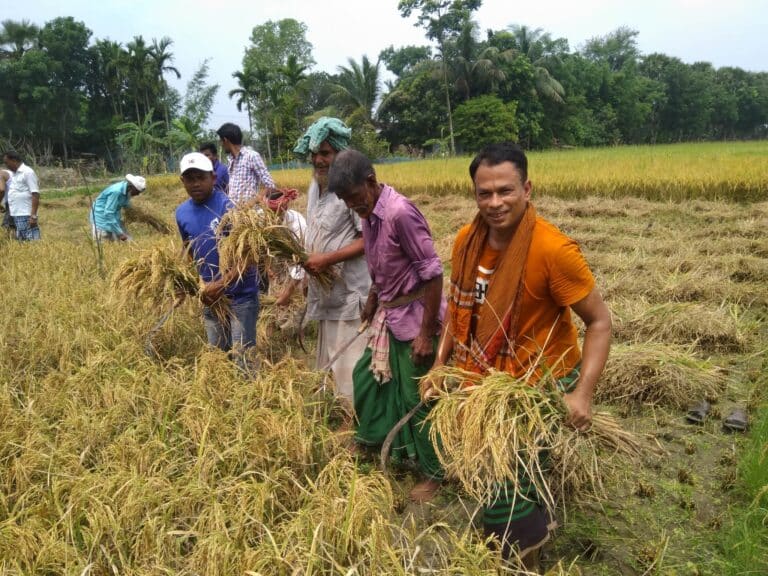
top-left (348, 117), bottom-right (389, 160)
top-left (380, 44), bottom-right (432, 77)
top-left (378, 64), bottom-right (448, 149)
top-left (453, 95), bottom-right (518, 152)
top-left (331, 55), bottom-right (381, 125)
top-left (181, 60), bottom-right (219, 131)
top-left (243, 19), bottom-right (314, 73)
top-left (237, 19), bottom-right (318, 162)
top-left (3, 12), bottom-right (768, 170)
top-left (719, 402), bottom-right (768, 575)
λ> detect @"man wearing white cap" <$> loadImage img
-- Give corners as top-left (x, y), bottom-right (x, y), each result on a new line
top-left (175, 152), bottom-right (260, 371)
top-left (90, 174), bottom-right (146, 241)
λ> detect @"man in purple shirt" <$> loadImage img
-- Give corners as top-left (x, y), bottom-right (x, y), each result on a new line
top-left (328, 149), bottom-right (446, 503)
top-left (199, 142), bottom-right (229, 195)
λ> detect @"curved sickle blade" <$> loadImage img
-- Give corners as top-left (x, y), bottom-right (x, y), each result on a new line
top-left (380, 399), bottom-right (426, 474)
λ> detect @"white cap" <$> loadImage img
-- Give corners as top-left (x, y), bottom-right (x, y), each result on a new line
top-left (125, 174), bottom-right (146, 191)
top-left (180, 152), bottom-right (213, 174)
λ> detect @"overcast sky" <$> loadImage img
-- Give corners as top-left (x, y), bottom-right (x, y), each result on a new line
top-left (20, 0), bottom-right (768, 129)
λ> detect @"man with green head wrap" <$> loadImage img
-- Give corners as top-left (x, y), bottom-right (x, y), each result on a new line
top-left (276, 118), bottom-right (371, 414)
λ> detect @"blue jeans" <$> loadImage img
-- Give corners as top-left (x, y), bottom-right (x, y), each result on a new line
top-left (203, 294), bottom-right (260, 372)
top-left (13, 215), bottom-right (40, 241)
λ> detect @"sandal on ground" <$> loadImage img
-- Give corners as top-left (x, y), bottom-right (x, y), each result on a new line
top-left (723, 408), bottom-right (748, 432)
top-left (685, 400), bottom-right (710, 424)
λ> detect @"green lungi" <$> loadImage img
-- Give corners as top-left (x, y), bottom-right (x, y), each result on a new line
top-left (353, 332), bottom-right (443, 480)
top-left (482, 365), bottom-right (581, 556)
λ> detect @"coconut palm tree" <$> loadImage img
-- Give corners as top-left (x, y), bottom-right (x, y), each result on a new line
top-left (0, 19), bottom-right (39, 59)
top-left (331, 55), bottom-right (381, 125)
top-left (150, 37), bottom-right (181, 158)
top-left (505, 25), bottom-right (565, 104)
top-left (448, 20), bottom-right (514, 101)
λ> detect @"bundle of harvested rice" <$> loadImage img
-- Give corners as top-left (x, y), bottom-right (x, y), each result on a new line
top-left (216, 207), bottom-right (336, 290)
top-left (549, 412), bottom-right (645, 505)
top-left (426, 367), bottom-right (645, 511)
top-left (123, 205), bottom-right (173, 234)
top-left (426, 367), bottom-right (562, 507)
top-left (598, 342), bottom-right (728, 408)
top-left (612, 298), bottom-right (748, 352)
top-left (111, 240), bottom-right (198, 308)
top-left (111, 240), bottom-right (230, 321)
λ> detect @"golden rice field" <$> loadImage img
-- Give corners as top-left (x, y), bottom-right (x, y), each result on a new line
top-left (1, 142), bottom-right (767, 575)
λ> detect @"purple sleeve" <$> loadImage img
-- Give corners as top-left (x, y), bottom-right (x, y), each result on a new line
top-left (393, 202), bottom-right (442, 282)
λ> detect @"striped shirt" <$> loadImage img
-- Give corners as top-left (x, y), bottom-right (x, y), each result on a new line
top-left (226, 147), bottom-right (275, 204)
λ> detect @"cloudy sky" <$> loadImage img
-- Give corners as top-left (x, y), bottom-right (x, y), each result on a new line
top-left (20, 0), bottom-right (768, 129)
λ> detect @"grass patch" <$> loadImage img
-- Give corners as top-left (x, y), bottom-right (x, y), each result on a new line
top-left (719, 401), bottom-right (768, 575)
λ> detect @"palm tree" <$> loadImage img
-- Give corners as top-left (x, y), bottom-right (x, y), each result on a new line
top-left (448, 20), bottom-right (514, 101)
top-left (229, 70), bottom-right (257, 134)
top-left (150, 37), bottom-right (181, 158)
top-left (95, 39), bottom-right (127, 118)
top-left (126, 36), bottom-right (153, 121)
top-left (0, 19), bottom-right (39, 59)
top-left (332, 55), bottom-right (381, 125)
top-left (280, 54), bottom-right (309, 129)
top-left (506, 25), bottom-right (565, 104)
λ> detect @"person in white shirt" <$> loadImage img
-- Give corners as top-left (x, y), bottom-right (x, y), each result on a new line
top-left (3, 150), bottom-right (41, 241)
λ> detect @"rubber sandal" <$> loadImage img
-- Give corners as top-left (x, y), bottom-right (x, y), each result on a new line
top-left (685, 400), bottom-right (710, 424)
top-left (723, 408), bottom-right (748, 432)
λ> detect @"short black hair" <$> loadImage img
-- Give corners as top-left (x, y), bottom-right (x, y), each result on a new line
top-left (327, 149), bottom-right (375, 198)
top-left (469, 142), bottom-right (528, 183)
top-left (199, 142), bottom-right (218, 156)
top-left (3, 150), bottom-right (22, 162)
top-left (216, 123), bottom-right (243, 145)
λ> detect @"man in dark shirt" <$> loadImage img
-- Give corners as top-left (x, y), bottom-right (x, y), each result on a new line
top-left (175, 152), bottom-right (260, 371)
top-left (199, 142), bottom-right (230, 195)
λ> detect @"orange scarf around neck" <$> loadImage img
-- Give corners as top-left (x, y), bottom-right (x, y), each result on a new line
top-left (449, 203), bottom-right (537, 373)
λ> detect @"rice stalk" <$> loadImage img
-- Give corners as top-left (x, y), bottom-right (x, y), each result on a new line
top-left (123, 205), bottom-right (173, 234)
top-left (612, 298), bottom-right (750, 352)
top-left (426, 367), bottom-right (645, 512)
top-left (217, 207), bottom-right (336, 290)
top-left (549, 412), bottom-right (645, 506)
top-left (110, 239), bottom-right (198, 308)
top-left (426, 367), bottom-right (563, 509)
top-left (598, 342), bottom-right (728, 408)
top-left (110, 239), bottom-right (231, 323)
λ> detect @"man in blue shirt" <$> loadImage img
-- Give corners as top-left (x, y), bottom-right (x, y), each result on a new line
top-left (90, 174), bottom-right (146, 241)
top-left (199, 142), bottom-right (229, 194)
top-left (175, 152), bottom-right (260, 371)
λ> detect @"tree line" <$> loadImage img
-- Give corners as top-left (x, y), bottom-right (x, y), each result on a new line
top-left (1, 2), bottom-right (767, 173)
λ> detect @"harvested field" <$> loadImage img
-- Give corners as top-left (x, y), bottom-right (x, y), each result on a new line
top-left (1, 143), bottom-right (767, 574)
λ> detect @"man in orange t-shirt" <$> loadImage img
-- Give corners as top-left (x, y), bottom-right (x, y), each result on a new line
top-left (422, 142), bottom-right (612, 568)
